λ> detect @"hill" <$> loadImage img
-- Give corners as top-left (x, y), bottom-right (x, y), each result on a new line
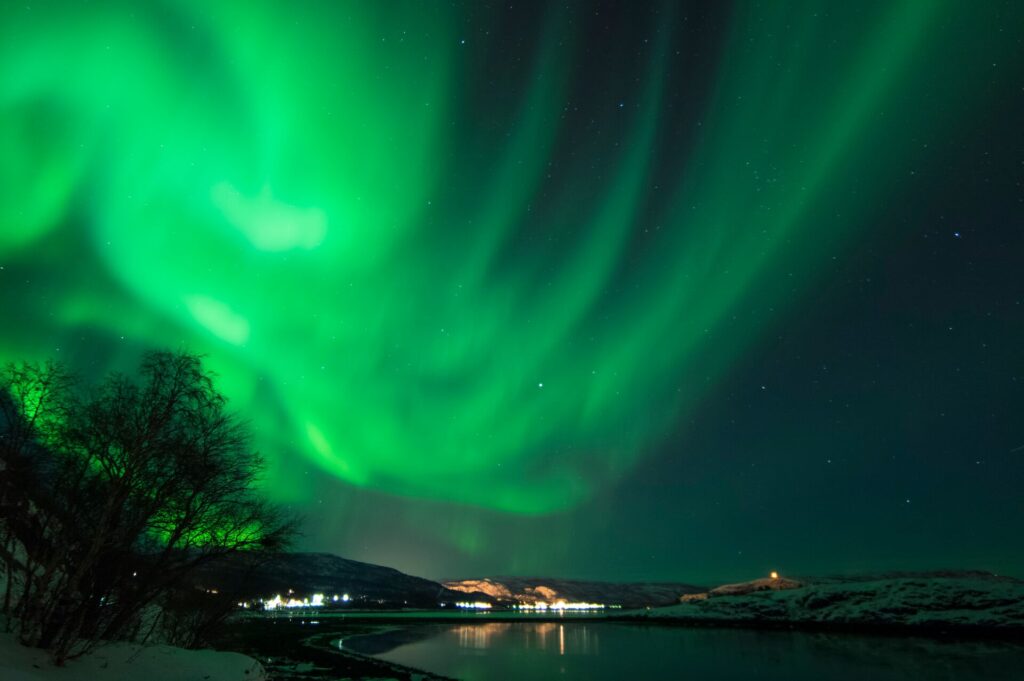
top-left (634, 571), bottom-right (1024, 633)
top-left (191, 552), bottom-right (470, 608)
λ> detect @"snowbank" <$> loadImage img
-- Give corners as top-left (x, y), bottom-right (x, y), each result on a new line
top-left (636, 574), bottom-right (1024, 631)
top-left (0, 633), bottom-right (266, 681)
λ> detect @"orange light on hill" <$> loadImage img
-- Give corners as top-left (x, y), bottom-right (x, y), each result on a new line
top-left (770, 571), bottom-right (779, 580)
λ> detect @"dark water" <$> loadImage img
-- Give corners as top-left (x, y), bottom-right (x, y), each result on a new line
top-left (340, 622), bottom-right (1024, 681)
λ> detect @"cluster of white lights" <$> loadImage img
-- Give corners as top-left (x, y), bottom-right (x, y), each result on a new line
top-left (261, 592), bottom-right (350, 610)
top-left (514, 601), bottom-right (606, 611)
top-left (454, 601), bottom-right (492, 609)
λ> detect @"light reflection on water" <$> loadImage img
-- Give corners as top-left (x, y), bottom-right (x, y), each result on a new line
top-left (450, 622), bottom-right (599, 656)
top-left (342, 622), bottom-right (1024, 681)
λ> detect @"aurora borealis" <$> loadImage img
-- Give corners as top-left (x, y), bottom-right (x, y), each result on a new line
top-left (1, 1), bottom-right (1022, 583)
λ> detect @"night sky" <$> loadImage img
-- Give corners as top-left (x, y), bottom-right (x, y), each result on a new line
top-left (1, 1), bottom-right (1022, 585)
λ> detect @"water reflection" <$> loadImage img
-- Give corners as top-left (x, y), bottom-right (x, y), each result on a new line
top-left (448, 622), bottom-right (600, 656)
top-left (453, 623), bottom-right (509, 650)
top-left (342, 622), bottom-right (1024, 681)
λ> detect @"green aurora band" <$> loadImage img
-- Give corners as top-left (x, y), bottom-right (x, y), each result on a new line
top-left (0, 1), bottom-right (1017, 519)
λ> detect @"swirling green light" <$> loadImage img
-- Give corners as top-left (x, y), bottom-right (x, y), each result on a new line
top-left (0, 1), bottom-right (1012, 517)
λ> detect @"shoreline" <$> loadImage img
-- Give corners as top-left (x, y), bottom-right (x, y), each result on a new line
top-left (213, 617), bottom-right (457, 681)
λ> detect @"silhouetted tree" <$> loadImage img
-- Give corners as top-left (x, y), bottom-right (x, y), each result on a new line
top-left (0, 352), bottom-right (298, 663)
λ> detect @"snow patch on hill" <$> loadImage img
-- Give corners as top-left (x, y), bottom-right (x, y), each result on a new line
top-left (637, 573), bottom-right (1024, 631)
top-left (443, 576), bottom-right (704, 608)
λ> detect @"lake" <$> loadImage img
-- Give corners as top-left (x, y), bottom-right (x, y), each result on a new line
top-left (339, 621), bottom-right (1024, 680)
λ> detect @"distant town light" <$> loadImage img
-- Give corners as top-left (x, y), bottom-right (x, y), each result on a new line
top-left (262, 593), bottom-right (329, 611)
top-left (514, 601), bottom-right (606, 611)
top-left (770, 571), bottom-right (779, 580)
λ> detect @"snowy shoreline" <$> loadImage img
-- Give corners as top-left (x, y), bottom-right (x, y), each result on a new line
top-left (0, 633), bottom-right (266, 681)
top-left (625, 574), bottom-right (1024, 637)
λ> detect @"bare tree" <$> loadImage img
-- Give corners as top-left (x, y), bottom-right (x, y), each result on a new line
top-left (0, 352), bottom-right (298, 663)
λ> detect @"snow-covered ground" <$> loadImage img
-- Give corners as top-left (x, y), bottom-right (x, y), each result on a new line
top-left (0, 632), bottom-right (266, 681)
top-left (635, 573), bottom-right (1024, 630)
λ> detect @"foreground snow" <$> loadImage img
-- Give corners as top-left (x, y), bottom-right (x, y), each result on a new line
top-left (0, 633), bottom-right (266, 681)
top-left (636, 573), bottom-right (1024, 631)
